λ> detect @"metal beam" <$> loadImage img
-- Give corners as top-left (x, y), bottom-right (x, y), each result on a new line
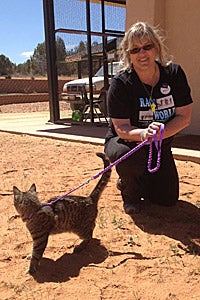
top-left (102, 0), bottom-right (109, 116)
top-left (55, 28), bottom-right (125, 37)
top-left (86, 0), bottom-right (94, 122)
top-left (79, 0), bottom-right (126, 7)
top-left (43, 0), bottom-right (60, 122)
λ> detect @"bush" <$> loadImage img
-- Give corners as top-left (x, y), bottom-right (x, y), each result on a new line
top-left (5, 74), bottom-right (12, 79)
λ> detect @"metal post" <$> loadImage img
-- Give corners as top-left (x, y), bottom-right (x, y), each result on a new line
top-left (43, 0), bottom-right (60, 122)
top-left (86, 0), bottom-right (94, 122)
top-left (78, 61), bottom-right (82, 79)
top-left (101, 0), bottom-right (109, 116)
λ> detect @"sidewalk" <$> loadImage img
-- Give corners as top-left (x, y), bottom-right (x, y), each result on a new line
top-left (0, 112), bottom-right (108, 144)
top-left (0, 111), bottom-right (199, 163)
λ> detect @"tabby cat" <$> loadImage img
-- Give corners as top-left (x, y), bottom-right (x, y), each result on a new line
top-left (13, 153), bottom-right (111, 275)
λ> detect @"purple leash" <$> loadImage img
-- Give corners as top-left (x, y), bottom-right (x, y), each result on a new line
top-left (93, 123), bottom-right (164, 177)
top-left (29, 124), bottom-right (164, 218)
top-left (148, 123), bottom-right (164, 173)
top-left (46, 124), bottom-right (164, 200)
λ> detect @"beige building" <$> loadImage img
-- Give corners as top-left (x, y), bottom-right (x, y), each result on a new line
top-left (126, 0), bottom-right (199, 135)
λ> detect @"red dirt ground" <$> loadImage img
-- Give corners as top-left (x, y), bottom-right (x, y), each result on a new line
top-left (0, 103), bottom-right (199, 300)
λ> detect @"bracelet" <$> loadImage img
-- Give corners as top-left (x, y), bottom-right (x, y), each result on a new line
top-left (140, 129), bottom-right (146, 141)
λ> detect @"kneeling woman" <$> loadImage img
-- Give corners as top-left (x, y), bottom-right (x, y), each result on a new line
top-left (104, 22), bottom-right (193, 215)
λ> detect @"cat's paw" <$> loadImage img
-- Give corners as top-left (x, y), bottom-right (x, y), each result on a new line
top-left (28, 264), bottom-right (38, 275)
top-left (26, 254), bottom-right (32, 260)
top-left (73, 239), bottom-right (90, 254)
top-left (28, 257), bottom-right (40, 275)
top-left (73, 245), bottom-right (82, 254)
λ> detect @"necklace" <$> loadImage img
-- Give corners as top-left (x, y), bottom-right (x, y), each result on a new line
top-left (141, 82), bottom-right (156, 113)
top-left (139, 65), bottom-right (157, 113)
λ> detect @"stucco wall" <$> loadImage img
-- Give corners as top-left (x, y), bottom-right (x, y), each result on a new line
top-left (126, 0), bottom-right (165, 29)
top-left (126, 0), bottom-right (199, 135)
top-left (165, 0), bottom-right (199, 135)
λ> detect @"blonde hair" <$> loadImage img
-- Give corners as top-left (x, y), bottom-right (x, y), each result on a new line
top-left (120, 22), bottom-right (171, 69)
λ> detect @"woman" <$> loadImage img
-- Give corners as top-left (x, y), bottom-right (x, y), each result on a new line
top-left (104, 22), bottom-right (193, 215)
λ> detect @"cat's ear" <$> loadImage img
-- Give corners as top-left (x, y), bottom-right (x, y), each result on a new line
top-left (29, 184), bottom-right (36, 194)
top-left (13, 186), bottom-right (20, 196)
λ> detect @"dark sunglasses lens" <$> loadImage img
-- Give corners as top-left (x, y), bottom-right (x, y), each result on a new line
top-left (130, 48), bottom-right (140, 54)
top-left (129, 44), bottom-right (153, 54)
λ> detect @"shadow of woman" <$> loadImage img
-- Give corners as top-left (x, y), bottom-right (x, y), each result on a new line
top-left (131, 200), bottom-right (200, 255)
top-left (32, 238), bottom-right (108, 283)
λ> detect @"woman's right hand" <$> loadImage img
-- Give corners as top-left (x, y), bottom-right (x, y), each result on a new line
top-left (141, 122), bottom-right (163, 141)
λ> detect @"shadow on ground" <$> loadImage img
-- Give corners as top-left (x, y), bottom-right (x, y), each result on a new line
top-left (132, 200), bottom-right (200, 255)
top-left (40, 121), bottom-right (200, 151)
top-left (38, 123), bottom-right (107, 139)
top-left (171, 135), bottom-right (200, 151)
top-left (32, 238), bottom-right (108, 283)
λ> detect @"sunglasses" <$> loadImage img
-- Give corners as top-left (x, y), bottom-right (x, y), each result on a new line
top-left (128, 44), bottom-right (154, 54)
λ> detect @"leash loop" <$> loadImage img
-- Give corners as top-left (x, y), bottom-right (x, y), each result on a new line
top-left (147, 123), bottom-right (164, 173)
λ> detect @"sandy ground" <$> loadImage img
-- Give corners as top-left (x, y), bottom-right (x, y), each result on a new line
top-left (0, 102), bottom-right (200, 300)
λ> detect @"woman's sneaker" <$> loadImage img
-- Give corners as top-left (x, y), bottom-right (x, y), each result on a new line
top-left (116, 178), bottom-right (123, 191)
top-left (123, 203), bottom-right (141, 215)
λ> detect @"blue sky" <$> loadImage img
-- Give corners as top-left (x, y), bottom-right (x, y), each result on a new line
top-left (0, 0), bottom-right (125, 65)
top-left (0, 0), bottom-right (45, 64)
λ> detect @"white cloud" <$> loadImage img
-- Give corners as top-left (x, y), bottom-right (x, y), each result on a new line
top-left (65, 44), bottom-right (76, 50)
top-left (21, 51), bottom-right (34, 58)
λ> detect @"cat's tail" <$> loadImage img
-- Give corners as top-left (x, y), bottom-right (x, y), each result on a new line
top-left (89, 152), bottom-right (111, 202)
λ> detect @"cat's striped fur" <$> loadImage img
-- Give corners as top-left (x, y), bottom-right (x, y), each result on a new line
top-left (13, 153), bottom-right (111, 275)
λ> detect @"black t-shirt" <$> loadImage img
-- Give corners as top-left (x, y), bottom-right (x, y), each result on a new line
top-left (106, 62), bottom-right (193, 141)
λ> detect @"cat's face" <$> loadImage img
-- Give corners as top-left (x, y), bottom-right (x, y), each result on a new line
top-left (13, 184), bottom-right (40, 220)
